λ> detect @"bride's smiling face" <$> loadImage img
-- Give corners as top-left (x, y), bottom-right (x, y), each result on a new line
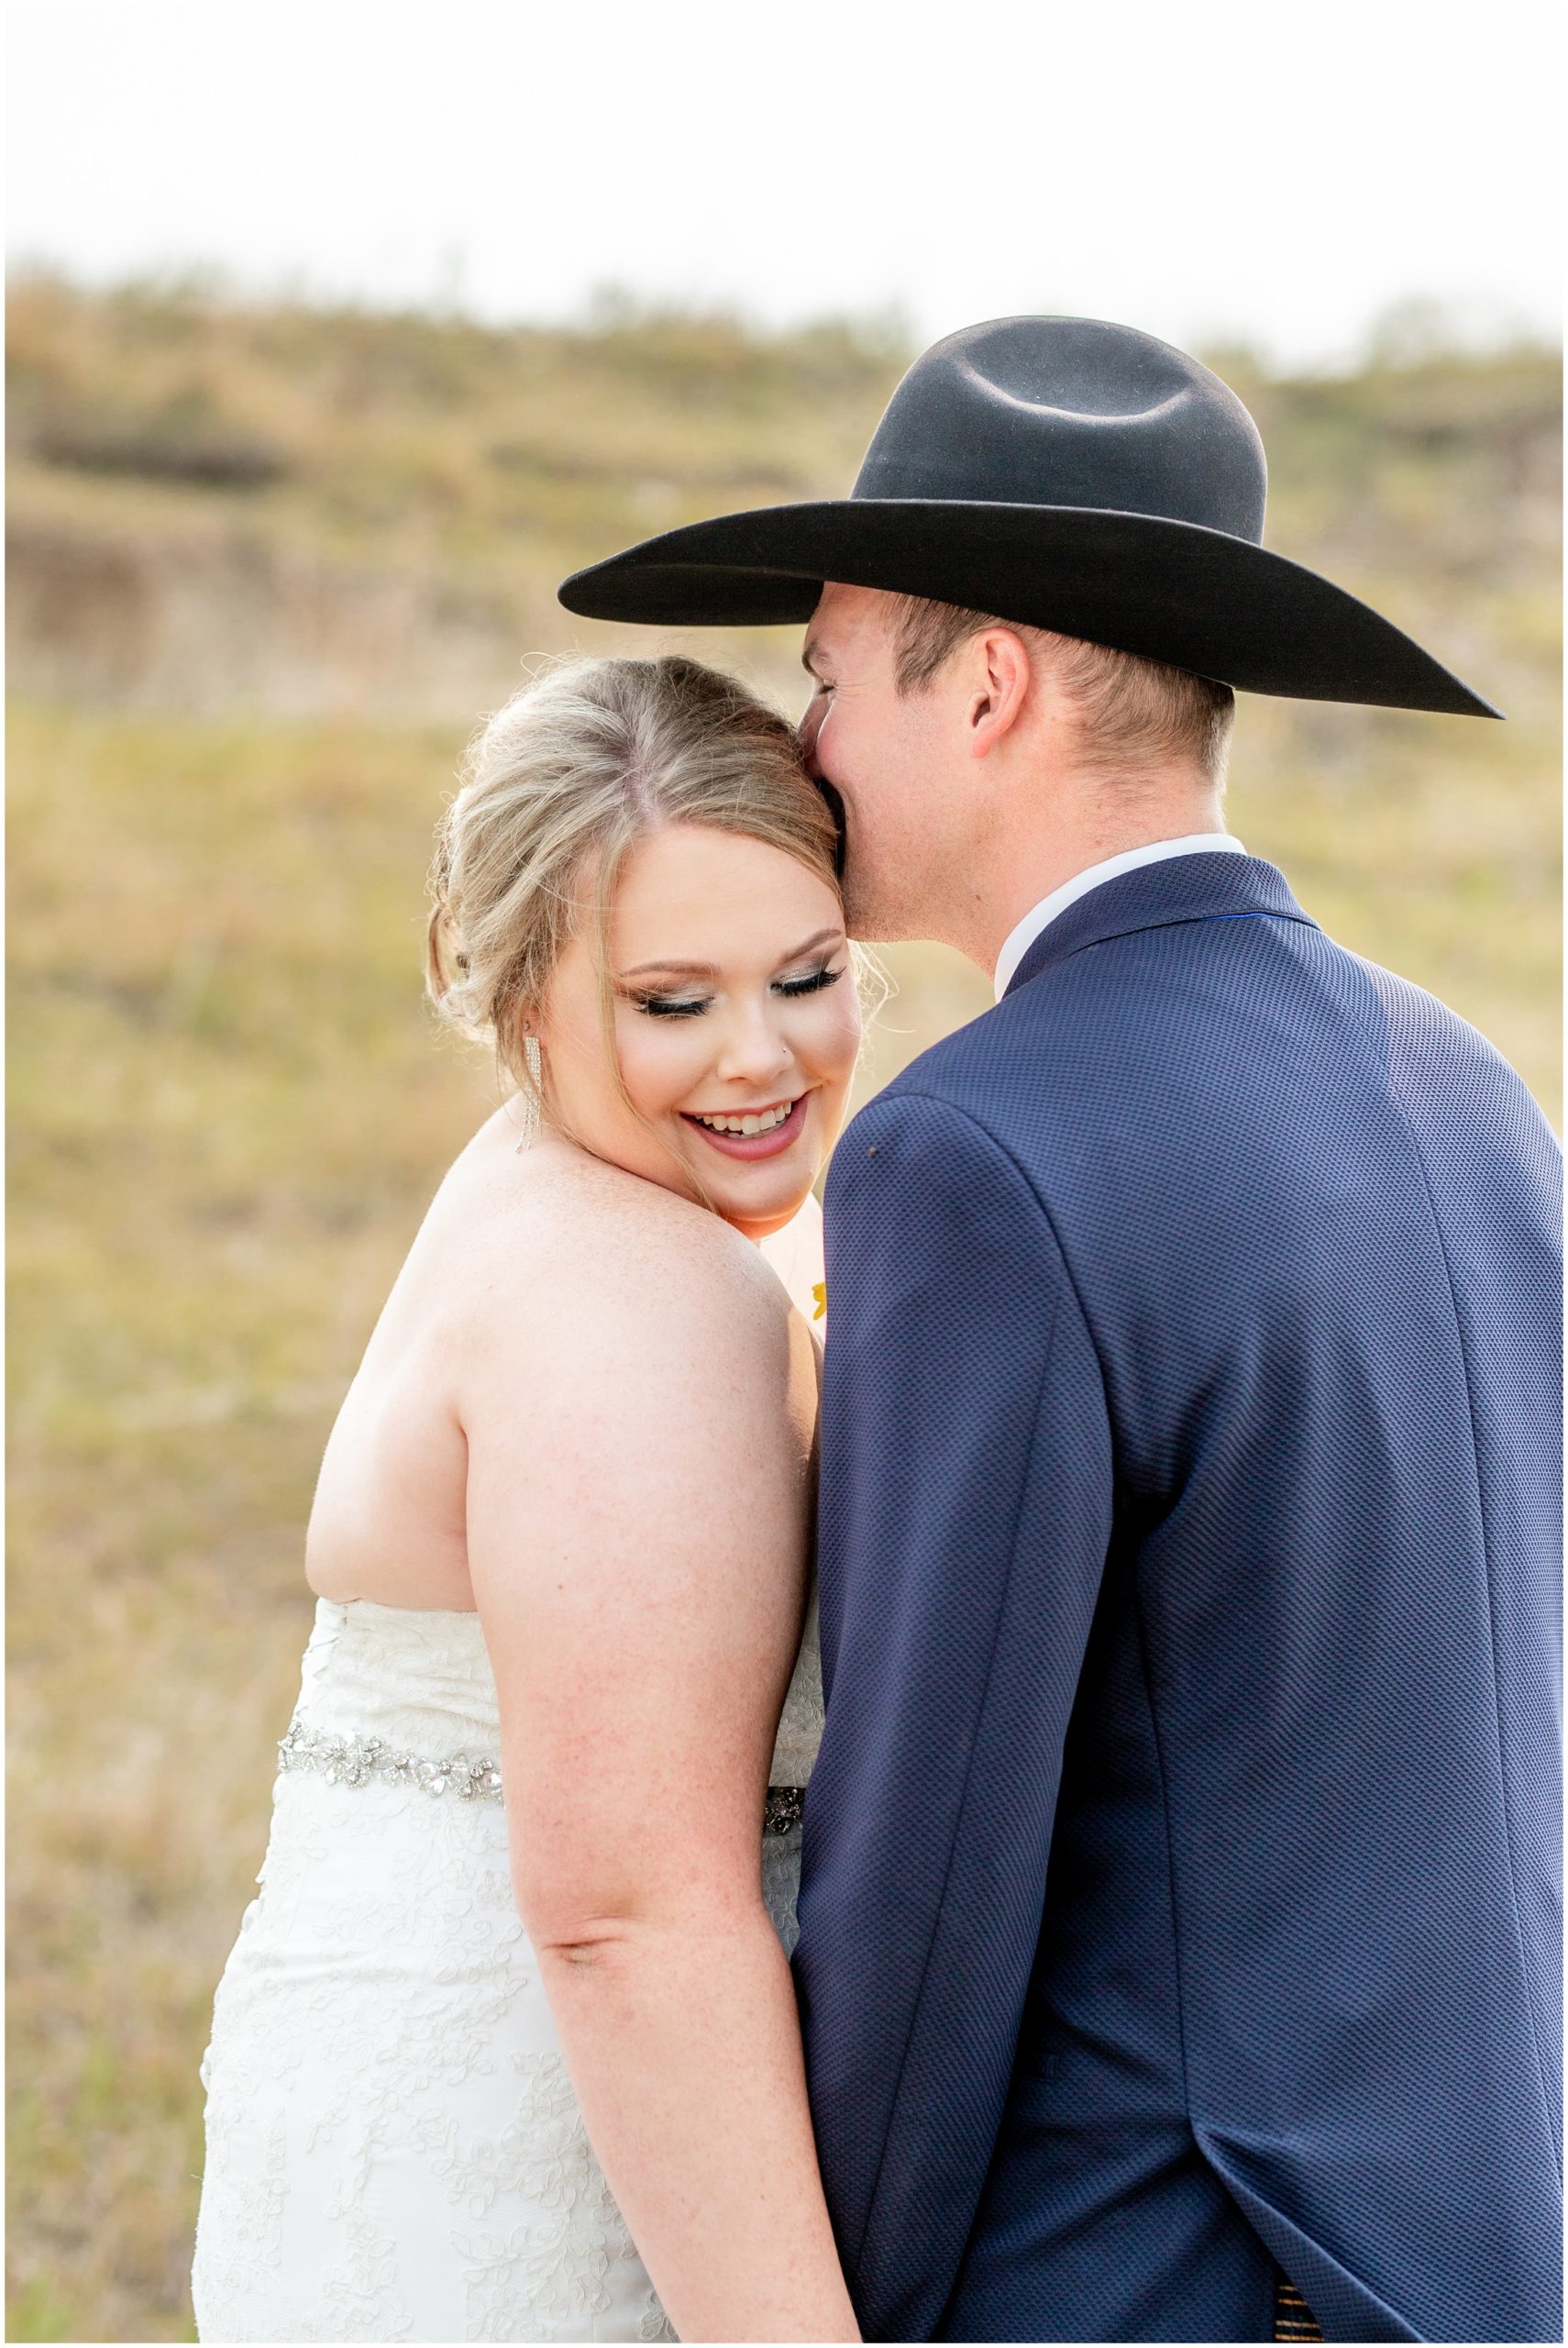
top-left (535, 821), bottom-right (860, 1240)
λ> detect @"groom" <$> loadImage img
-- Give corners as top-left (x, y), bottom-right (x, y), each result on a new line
top-left (560, 318), bottom-right (1562, 2343)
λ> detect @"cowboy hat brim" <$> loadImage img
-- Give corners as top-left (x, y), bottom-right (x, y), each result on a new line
top-left (558, 500), bottom-right (1499, 717)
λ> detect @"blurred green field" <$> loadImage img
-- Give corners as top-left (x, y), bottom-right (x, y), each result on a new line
top-left (6, 283), bottom-right (1561, 2341)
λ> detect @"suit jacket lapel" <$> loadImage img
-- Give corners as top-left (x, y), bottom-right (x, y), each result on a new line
top-left (1003, 854), bottom-right (1317, 997)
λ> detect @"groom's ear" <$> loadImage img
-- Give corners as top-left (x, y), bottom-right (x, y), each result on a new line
top-left (963, 626), bottom-right (1032, 759)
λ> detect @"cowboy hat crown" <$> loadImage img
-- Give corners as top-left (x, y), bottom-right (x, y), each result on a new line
top-left (852, 315), bottom-right (1265, 536)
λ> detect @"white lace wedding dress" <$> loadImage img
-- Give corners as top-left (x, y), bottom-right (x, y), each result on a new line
top-left (191, 1589), bottom-right (823, 2343)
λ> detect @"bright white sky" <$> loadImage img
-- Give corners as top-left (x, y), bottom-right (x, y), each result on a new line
top-left (6, 0), bottom-right (1562, 367)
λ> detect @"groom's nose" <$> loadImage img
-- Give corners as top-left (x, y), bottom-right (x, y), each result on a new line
top-left (797, 692), bottom-right (827, 777)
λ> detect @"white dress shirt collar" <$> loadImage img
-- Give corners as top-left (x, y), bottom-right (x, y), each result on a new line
top-left (993, 834), bottom-right (1247, 1000)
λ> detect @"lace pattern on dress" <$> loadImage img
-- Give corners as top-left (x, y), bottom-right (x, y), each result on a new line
top-left (193, 1602), bottom-right (684, 2342)
top-left (193, 1593), bottom-right (813, 2342)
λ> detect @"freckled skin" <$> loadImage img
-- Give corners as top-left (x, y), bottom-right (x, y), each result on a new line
top-left (304, 821), bottom-right (858, 1612)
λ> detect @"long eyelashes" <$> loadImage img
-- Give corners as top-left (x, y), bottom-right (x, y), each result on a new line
top-left (777, 965), bottom-right (846, 999)
top-left (634, 994), bottom-right (711, 1019)
top-left (632, 965), bottom-right (846, 1020)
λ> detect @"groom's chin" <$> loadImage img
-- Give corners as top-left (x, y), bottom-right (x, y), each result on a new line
top-left (837, 858), bottom-right (878, 938)
top-left (841, 871), bottom-right (912, 946)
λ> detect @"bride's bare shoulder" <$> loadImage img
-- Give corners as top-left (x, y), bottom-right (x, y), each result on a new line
top-left (447, 1116), bottom-right (791, 1380)
top-left (551, 1148), bottom-right (774, 1304)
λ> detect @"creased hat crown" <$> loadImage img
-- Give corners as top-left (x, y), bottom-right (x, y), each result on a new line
top-left (852, 316), bottom-right (1268, 542)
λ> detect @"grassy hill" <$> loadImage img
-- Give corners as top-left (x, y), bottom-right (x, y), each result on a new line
top-left (6, 279), bottom-right (1561, 2341)
top-left (7, 273), bottom-right (1561, 720)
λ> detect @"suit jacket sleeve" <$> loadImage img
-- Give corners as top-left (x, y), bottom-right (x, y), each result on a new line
top-left (794, 1088), bottom-right (1113, 2342)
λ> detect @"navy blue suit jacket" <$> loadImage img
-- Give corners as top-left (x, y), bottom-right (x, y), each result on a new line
top-left (794, 854), bottom-right (1561, 2343)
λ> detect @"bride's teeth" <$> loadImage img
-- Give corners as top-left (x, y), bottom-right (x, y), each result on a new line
top-left (691, 1098), bottom-right (795, 1135)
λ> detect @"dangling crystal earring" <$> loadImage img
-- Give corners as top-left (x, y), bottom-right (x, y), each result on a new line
top-left (514, 1034), bottom-right (543, 1152)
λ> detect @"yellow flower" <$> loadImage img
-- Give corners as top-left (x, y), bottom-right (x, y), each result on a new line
top-left (812, 1280), bottom-right (827, 1322)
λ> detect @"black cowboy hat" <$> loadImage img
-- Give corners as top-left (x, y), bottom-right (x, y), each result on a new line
top-left (558, 315), bottom-right (1496, 716)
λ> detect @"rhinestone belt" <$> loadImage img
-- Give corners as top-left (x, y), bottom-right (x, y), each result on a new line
top-left (279, 1720), bottom-right (806, 1833)
top-left (278, 1719), bottom-right (503, 1801)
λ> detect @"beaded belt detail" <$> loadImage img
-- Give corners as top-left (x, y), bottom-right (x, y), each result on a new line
top-left (279, 1719), bottom-right (807, 1835)
top-left (278, 1721), bottom-right (504, 1802)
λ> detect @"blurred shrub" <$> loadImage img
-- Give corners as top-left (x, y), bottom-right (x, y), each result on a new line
top-left (28, 397), bottom-right (288, 489)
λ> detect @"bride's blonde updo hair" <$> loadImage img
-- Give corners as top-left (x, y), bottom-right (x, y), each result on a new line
top-left (426, 654), bottom-right (842, 1118)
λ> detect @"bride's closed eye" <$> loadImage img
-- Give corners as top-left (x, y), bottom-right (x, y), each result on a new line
top-left (776, 962), bottom-right (846, 999)
top-left (631, 964), bottom-right (846, 1020)
top-left (632, 991), bottom-right (712, 1019)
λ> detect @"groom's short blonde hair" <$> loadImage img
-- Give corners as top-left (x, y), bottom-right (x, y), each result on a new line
top-left (889, 594), bottom-right (1236, 787)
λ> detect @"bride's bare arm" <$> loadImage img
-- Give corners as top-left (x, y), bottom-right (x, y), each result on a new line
top-left (460, 1184), bottom-right (859, 2344)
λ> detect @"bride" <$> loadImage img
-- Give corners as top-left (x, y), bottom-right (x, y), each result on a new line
top-left (192, 655), bottom-right (863, 2343)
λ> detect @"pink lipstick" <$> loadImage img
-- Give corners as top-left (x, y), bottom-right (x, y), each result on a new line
top-left (681, 1093), bottom-right (810, 1161)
